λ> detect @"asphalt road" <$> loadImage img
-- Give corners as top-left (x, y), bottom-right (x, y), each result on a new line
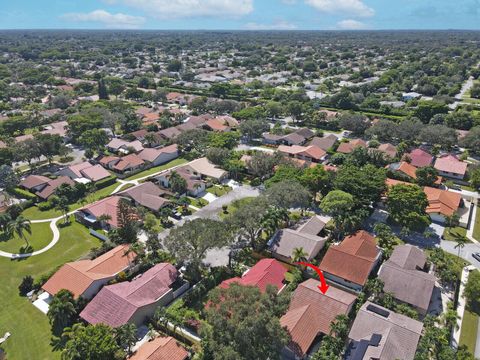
top-left (158, 184), bottom-right (260, 267)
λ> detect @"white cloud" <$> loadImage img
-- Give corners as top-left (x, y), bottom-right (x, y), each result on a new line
top-left (337, 19), bottom-right (368, 29)
top-left (122, 0), bottom-right (254, 19)
top-left (244, 20), bottom-right (297, 30)
top-left (306, 0), bottom-right (374, 17)
top-left (62, 9), bottom-right (146, 28)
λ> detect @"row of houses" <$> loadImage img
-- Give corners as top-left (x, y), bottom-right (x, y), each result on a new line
top-left (40, 245), bottom-right (189, 360)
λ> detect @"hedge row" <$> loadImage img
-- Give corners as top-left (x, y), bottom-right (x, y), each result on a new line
top-left (13, 187), bottom-right (37, 201)
top-left (94, 175), bottom-right (117, 189)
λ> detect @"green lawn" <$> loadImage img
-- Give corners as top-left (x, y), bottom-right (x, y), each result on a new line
top-left (0, 222), bottom-right (52, 253)
top-left (443, 226), bottom-right (469, 242)
top-left (474, 208), bottom-right (480, 241)
top-left (206, 185), bottom-right (232, 197)
top-left (0, 221), bottom-right (101, 360)
top-left (219, 197), bottom-right (255, 219)
top-left (125, 158), bottom-right (188, 181)
top-left (21, 181), bottom-right (130, 221)
top-left (460, 309), bottom-right (479, 354)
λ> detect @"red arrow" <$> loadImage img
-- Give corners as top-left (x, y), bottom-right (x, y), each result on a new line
top-left (297, 262), bottom-right (330, 294)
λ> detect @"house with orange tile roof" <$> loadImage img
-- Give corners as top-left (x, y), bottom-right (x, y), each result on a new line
top-left (319, 231), bottom-right (381, 291)
top-left (128, 336), bottom-right (188, 360)
top-left (385, 179), bottom-right (468, 226)
top-left (387, 161), bottom-right (441, 185)
top-left (423, 186), bottom-right (468, 226)
top-left (42, 245), bottom-right (136, 300)
top-left (280, 279), bottom-right (357, 359)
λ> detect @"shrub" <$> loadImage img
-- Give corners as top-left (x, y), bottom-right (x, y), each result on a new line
top-left (38, 201), bottom-right (55, 211)
top-left (94, 175), bottom-right (117, 189)
top-left (18, 275), bottom-right (34, 296)
top-left (13, 187), bottom-right (37, 200)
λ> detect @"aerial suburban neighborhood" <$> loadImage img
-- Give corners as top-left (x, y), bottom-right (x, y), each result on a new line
top-left (1, 2), bottom-right (480, 360)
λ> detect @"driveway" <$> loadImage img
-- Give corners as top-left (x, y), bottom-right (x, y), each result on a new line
top-left (158, 184), bottom-right (261, 267)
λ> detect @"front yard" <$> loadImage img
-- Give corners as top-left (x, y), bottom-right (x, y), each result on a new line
top-left (443, 226), bottom-right (469, 242)
top-left (0, 222), bottom-right (52, 253)
top-left (0, 221), bottom-right (101, 360)
top-left (460, 308), bottom-right (478, 354)
top-left (206, 184), bottom-right (232, 197)
top-left (474, 207), bottom-right (480, 241)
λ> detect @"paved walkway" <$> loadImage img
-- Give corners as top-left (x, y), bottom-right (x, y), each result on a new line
top-left (0, 159), bottom-right (194, 259)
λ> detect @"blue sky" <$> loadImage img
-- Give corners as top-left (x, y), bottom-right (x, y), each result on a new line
top-left (1, 0), bottom-right (480, 30)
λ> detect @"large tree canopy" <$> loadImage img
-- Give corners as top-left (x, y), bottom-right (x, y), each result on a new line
top-left (202, 284), bottom-right (290, 360)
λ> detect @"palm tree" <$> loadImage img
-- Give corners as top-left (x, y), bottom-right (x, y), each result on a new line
top-left (442, 301), bottom-right (460, 334)
top-left (47, 290), bottom-right (77, 336)
top-left (7, 216), bottom-right (32, 248)
top-left (55, 196), bottom-right (70, 224)
top-left (454, 236), bottom-right (469, 259)
top-left (292, 247), bottom-right (308, 264)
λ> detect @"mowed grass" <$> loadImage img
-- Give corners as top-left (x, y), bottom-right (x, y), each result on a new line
top-left (443, 226), bottom-right (469, 242)
top-left (460, 309), bottom-right (479, 354)
top-left (0, 222), bottom-right (52, 253)
top-left (126, 158), bottom-right (188, 181)
top-left (0, 221), bottom-right (101, 360)
top-left (21, 181), bottom-right (128, 221)
top-left (474, 207), bottom-right (480, 241)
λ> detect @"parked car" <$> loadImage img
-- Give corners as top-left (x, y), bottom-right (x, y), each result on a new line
top-left (472, 253), bottom-right (480, 262)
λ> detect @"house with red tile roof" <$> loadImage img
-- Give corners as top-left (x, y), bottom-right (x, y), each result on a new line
top-left (58, 161), bottom-right (111, 183)
top-left (76, 196), bottom-right (123, 229)
top-left (128, 336), bottom-right (188, 360)
top-left (320, 231), bottom-right (381, 291)
top-left (218, 258), bottom-right (288, 293)
top-left (203, 116), bottom-right (238, 132)
top-left (404, 148), bottom-right (434, 168)
top-left (374, 143), bottom-right (397, 159)
top-left (336, 139), bottom-right (367, 154)
top-left (280, 279), bottom-right (357, 358)
top-left (20, 175), bottom-right (76, 200)
top-left (138, 144), bottom-right (179, 167)
top-left (42, 245), bottom-right (136, 300)
top-left (434, 154), bottom-right (468, 180)
top-left (80, 263), bottom-right (181, 327)
top-left (278, 144), bottom-right (327, 163)
top-left (107, 138), bottom-right (144, 154)
top-left (119, 182), bottom-right (171, 212)
top-left (112, 154), bottom-right (145, 174)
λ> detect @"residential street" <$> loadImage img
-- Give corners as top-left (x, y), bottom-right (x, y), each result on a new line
top-left (158, 184), bottom-right (261, 267)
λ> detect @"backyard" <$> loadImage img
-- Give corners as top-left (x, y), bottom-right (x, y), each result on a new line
top-left (0, 222), bottom-right (52, 253)
top-left (0, 221), bottom-right (101, 360)
top-left (125, 158), bottom-right (188, 181)
top-left (20, 181), bottom-right (132, 221)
